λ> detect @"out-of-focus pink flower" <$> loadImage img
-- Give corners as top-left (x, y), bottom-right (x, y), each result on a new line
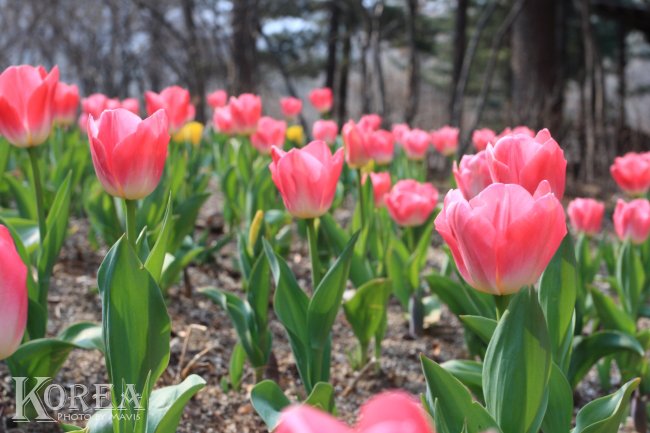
top-left (87, 108), bottom-right (170, 200)
top-left (251, 116), bottom-right (287, 155)
top-left (53, 82), bottom-right (79, 126)
top-left (0, 65), bottom-right (59, 147)
top-left (342, 120), bottom-right (373, 168)
top-left (402, 128), bottom-right (430, 160)
top-left (392, 123), bottom-right (410, 145)
top-left (385, 179), bottom-right (439, 227)
top-left (567, 198), bottom-right (605, 236)
top-left (213, 106), bottom-right (235, 135)
top-left (472, 128), bottom-right (496, 152)
top-left (486, 128), bottom-right (566, 199)
top-left (0, 225), bottom-right (28, 361)
top-left (312, 119), bottom-right (339, 145)
top-left (269, 140), bottom-right (344, 218)
top-left (431, 125), bottom-right (459, 157)
top-left (280, 97), bottom-right (303, 119)
top-left (121, 98), bottom-right (139, 115)
top-left (309, 87), bottom-right (333, 113)
top-left (498, 125), bottom-right (536, 139)
top-left (368, 130), bottom-right (394, 165)
top-left (363, 172), bottom-right (392, 207)
top-left (453, 151), bottom-right (492, 199)
top-left (435, 181), bottom-right (566, 295)
top-left (613, 199), bottom-right (650, 244)
top-left (359, 114), bottom-right (382, 131)
top-left (145, 85), bottom-right (195, 134)
top-left (207, 89), bottom-right (228, 109)
top-left (229, 93), bottom-right (262, 135)
top-left (610, 152), bottom-right (650, 196)
top-left (277, 391), bottom-right (431, 433)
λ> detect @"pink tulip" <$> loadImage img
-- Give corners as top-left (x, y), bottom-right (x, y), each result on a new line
top-left (435, 181), bottom-right (566, 295)
top-left (120, 98), bottom-right (140, 115)
top-left (0, 225), bottom-right (28, 360)
top-left (363, 172), bottom-right (392, 207)
top-left (309, 87), bottom-right (333, 113)
top-left (498, 125), bottom-right (535, 139)
top-left (53, 82), bottom-right (79, 126)
top-left (613, 199), bottom-right (650, 244)
top-left (486, 128), bottom-right (566, 199)
top-left (385, 179), bottom-right (439, 227)
top-left (359, 114), bottom-right (382, 131)
top-left (269, 140), bottom-right (344, 219)
top-left (229, 93), bottom-right (262, 135)
top-left (342, 120), bottom-right (373, 168)
top-left (312, 120), bottom-right (339, 145)
top-left (472, 128), bottom-right (496, 151)
top-left (213, 106), bottom-right (235, 135)
top-left (145, 85), bottom-right (195, 134)
top-left (207, 89), bottom-right (228, 109)
top-left (453, 151), bottom-right (492, 199)
top-left (368, 130), bottom-right (394, 165)
top-left (610, 152), bottom-right (650, 196)
top-left (392, 123), bottom-right (410, 145)
top-left (277, 391), bottom-right (431, 433)
top-left (567, 198), bottom-right (605, 236)
top-left (431, 125), bottom-right (459, 157)
top-left (0, 65), bottom-right (59, 148)
top-left (402, 128), bottom-right (430, 160)
top-left (251, 116), bottom-right (287, 155)
top-left (280, 97), bottom-right (303, 119)
top-left (87, 108), bottom-right (170, 200)
top-left (106, 98), bottom-right (121, 110)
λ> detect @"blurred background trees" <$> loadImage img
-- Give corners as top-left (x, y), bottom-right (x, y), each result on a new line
top-left (1, 0), bottom-right (649, 181)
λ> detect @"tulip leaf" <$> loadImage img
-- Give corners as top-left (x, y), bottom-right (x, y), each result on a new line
top-left (5, 174), bottom-right (37, 221)
top-left (427, 274), bottom-right (496, 319)
top-left (572, 378), bottom-right (640, 433)
top-left (568, 331), bottom-right (645, 388)
top-left (147, 374), bottom-right (206, 433)
top-left (57, 322), bottom-right (104, 353)
top-left (386, 237), bottom-right (412, 309)
top-left (145, 193), bottom-right (173, 284)
top-left (442, 360), bottom-right (484, 399)
top-left (229, 343), bottom-right (246, 391)
top-left (589, 288), bottom-right (636, 335)
top-left (459, 315), bottom-right (497, 345)
top-left (304, 382), bottom-right (336, 414)
top-left (616, 242), bottom-right (645, 317)
top-left (483, 287), bottom-right (551, 433)
top-left (421, 355), bottom-right (500, 433)
top-left (541, 363), bottom-right (573, 433)
top-left (539, 234), bottom-right (578, 371)
top-left (251, 380), bottom-right (291, 430)
top-left (343, 278), bottom-right (391, 351)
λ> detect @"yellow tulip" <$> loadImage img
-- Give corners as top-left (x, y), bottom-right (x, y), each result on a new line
top-left (286, 125), bottom-right (305, 145)
top-left (172, 121), bottom-right (204, 146)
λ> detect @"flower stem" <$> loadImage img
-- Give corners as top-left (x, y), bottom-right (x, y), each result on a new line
top-left (124, 199), bottom-right (138, 247)
top-left (27, 147), bottom-right (47, 246)
top-left (357, 169), bottom-right (366, 228)
top-left (495, 294), bottom-right (512, 320)
top-left (307, 218), bottom-right (321, 290)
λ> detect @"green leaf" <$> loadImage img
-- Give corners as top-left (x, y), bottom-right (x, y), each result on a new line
top-left (572, 378), bottom-right (640, 433)
top-left (441, 360), bottom-right (484, 399)
top-left (459, 316), bottom-right (497, 345)
top-left (426, 274), bottom-right (495, 319)
top-left (590, 288), bottom-right (636, 334)
top-left (5, 174), bottom-right (37, 220)
top-left (421, 355), bottom-right (500, 433)
top-left (251, 380), bottom-right (291, 430)
top-left (483, 287), bottom-right (551, 433)
top-left (57, 322), bottom-right (104, 352)
top-left (343, 278), bottom-right (392, 349)
top-left (229, 342), bottom-right (246, 391)
top-left (147, 375), bottom-right (206, 433)
top-left (616, 242), bottom-right (645, 317)
top-left (98, 237), bottom-right (171, 431)
top-left (305, 382), bottom-right (336, 414)
top-left (160, 247), bottom-right (204, 290)
top-left (539, 234), bottom-right (578, 370)
top-left (541, 363), bottom-right (573, 433)
top-left (145, 194), bottom-right (173, 284)
top-left (386, 237), bottom-right (412, 309)
top-left (6, 338), bottom-right (77, 379)
top-left (568, 331), bottom-right (645, 387)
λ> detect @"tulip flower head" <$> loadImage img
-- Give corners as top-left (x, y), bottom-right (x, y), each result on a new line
top-left (342, 120), bottom-right (373, 168)
top-left (368, 129), bottom-right (395, 165)
top-left (431, 125), bottom-right (459, 157)
top-left (277, 391), bottom-right (432, 433)
top-left (567, 198), bottom-right (605, 236)
top-left (385, 179), bottom-right (439, 227)
top-left (610, 152), bottom-right (650, 196)
top-left (498, 125), bottom-right (535, 139)
top-left (0, 225), bottom-right (28, 360)
top-left (280, 97), bottom-right (303, 120)
top-left (613, 199), bottom-right (650, 244)
top-left (435, 181), bottom-right (567, 295)
top-left (0, 64), bottom-right (59, 147)
top-left (453, 151), bottom-right (493, 199)
top-left (486, 128), bottom-right (567, 199)
top-left (312, 119), bottom-right (339, 145)
top-left (472, 128), bottom-right (496, 152)
top-left (269, 140), bottom-right (344, 219)
top-left (229, 93), bottom-right (262, 135)
top-left (120, 98), bottom-right (140, 115)
top-left (363, 172), bottom-right (392, 207)
top-left (402, 128), bottom-right (430, 160)
top-left (87, 108), bottom-right (170, 200)
top-left (53, 82), bottom-right (80, 126)
top-left (286, 125), bottom-right (305, 145)
top-left (309, 87), bottom-right (333, 113)
top-left (145, 85), bottom-right (195, 134)
top-left (251, 116), bottom-right (287, 154)
top-left (172, 121), bottom-right (204, 146)
top-left (392, 123), bottom-right (410, 145)
top-left (207, 89), bottom-right (228, 109)
top-left (213, 106), bottom-right (235, 135)
top-left (359, 114), bottom-right (382, 131)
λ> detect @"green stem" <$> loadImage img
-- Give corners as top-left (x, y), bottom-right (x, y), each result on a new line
top-left (495, 294), bottom-right (512, 320)
top-left (28, 147), bottom-right (47, 247)
top-left (124, 199), bottom-right (138, 247)
top-left (307, 218), bottom-right (321, 289)
top-left (357, 169), bottom-right (366, 228)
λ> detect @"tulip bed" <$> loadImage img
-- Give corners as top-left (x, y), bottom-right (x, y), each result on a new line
top-left (0, 65), bottom-right (649, 433)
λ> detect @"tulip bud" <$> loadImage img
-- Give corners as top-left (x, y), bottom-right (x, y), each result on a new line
top-left (248, 210), bottom-right (265, 255)
top-left (402, 129), bottom-right (430, 161)
top-left (610, 152), bottom-right (650, 196)
top-left (280, 97), bottom-right (303, 120)
top-left (312, 120), bottom-right (339, 146)
top-left (308, 87), bottom-right (333, 113)
top-left (431, 125), bottom-right (459, 157)
top-left (207, 89), bottom-right (228, 109)
top-left (567, 198), bottom-right (605, 236)
top-left (229, 93), bottom-right (262, 135)
top-left (613, 199), bottom-right (650, 244)
top-left (385, 179), bottom-right (439, 227)
top-left (0, 225), bottom-right (28, 360)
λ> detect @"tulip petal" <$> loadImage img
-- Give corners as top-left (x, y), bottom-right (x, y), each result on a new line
top-left (277, 405), bottom-right (351, 433)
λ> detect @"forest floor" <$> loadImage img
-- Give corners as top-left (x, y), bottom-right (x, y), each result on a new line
top-left (0, 189), bottom-right (641, 433)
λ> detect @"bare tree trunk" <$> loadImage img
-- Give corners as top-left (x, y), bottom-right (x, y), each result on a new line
top-left (405, 0), bottom-right (419, 124)
top-left (325, 0), bottom-right (341, 90)
top-left (372, 1), bottom-right (387, 119)
top-left (183, 0), bottom-right (207, 122)
top-left (231, 0), bottom-right (258, 94)
top-left (449, 0), bottom-right (468, 125)
top-left (616, 23), bottom-right (627, 155)
top-left (576, 0), bottom-right (596, 180)
top-left (337, 22), bottom-right (352, 128)
top-left (359, 2), bottom-right (372, 114)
